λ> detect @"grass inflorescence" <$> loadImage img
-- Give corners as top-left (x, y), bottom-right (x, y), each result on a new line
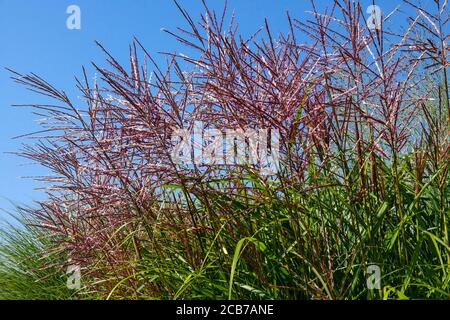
top-left (1, 0), bottom-right (450, 300)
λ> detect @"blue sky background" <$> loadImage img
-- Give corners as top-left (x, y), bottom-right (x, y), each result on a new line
top-left (0, 0), bottom-right (430, 216)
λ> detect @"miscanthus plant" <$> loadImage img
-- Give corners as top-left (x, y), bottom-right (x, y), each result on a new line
top-left (4, 0), bottom-right (450, 299)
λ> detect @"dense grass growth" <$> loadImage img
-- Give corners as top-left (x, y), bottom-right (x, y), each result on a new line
top-left (2, 0), bottom-right (450, 299)
top-left (0, 213), bottom-right (76, 299)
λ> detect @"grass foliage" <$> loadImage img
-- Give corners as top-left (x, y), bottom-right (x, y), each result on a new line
top-left (1, 0), bottom-right (450, 300)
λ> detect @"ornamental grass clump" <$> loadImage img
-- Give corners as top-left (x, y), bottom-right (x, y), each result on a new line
top-left (5, 0), bottom-right (450, 299)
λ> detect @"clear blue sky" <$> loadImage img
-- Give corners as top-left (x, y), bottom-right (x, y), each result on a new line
top-left (0, 0), bottom-right (424, 215)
